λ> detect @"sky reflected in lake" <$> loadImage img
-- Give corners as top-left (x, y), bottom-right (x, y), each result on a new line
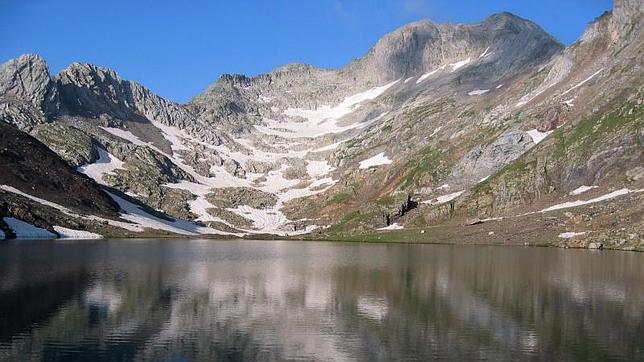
top-left (0, 239), bottom-right (642, 361)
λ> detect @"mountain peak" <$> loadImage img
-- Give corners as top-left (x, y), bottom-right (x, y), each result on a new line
top-left (346, 12), bottom-right (562, 83)
top-left (0, 53), bottom-right (53, 112)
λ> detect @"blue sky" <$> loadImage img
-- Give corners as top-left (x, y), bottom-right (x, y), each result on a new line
top-left (1, 0), bottom-right (611, 103)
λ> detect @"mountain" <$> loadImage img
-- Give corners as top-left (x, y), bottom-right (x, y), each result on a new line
top-left (0, 1), bottom-right (642, 249)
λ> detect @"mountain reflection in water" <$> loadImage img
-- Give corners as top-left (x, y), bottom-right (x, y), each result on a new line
top-left (0, 240), bottom-right (642, 361)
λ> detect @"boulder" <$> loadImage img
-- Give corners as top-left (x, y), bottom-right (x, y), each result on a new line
top-left (588, 242), bottom-right (603, 250)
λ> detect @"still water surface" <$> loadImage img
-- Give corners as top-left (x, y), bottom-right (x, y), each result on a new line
top-left (0, 239), bottom-right (642, 361)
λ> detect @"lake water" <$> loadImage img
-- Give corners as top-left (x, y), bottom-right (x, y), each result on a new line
top-left (0, 239), bottom-right (642, 361)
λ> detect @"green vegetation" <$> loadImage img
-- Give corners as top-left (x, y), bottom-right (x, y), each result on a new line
top-left (325, 209), bottom-right (380, 234)
top-left (568, 101), bottom-right (642, 157)
top-left (398, 146), bottom-right (450, 190)
top-left (403, 98), bottom-right (455, 120)
top-left (375, 195), bottom-right (396, 206)
top-left (328, 192), bottom-right (352, 205)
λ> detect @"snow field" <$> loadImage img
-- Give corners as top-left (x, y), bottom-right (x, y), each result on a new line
top-left (358, 152), bottom-right (392, 169)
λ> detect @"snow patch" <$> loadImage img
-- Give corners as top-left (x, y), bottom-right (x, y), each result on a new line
top-left (306, 160), bottom-right (334, 178)
top-left (404, 77), bottom-right (414, 83)
top-left (53, 226), bottom-right (102, 239)
top-left (104, 191), bottom-right (232, 236)
top-left (540, 188), bottom-right (643, 213)
top-left (558, 232), bottom-right (586, 239)
top-left (422, 191), bottom-right (464, 205)
top-left (563, 98), bottom-right (575, 107)
top-left (149, 120), bottom-right (190, 151)
top-left (570, 185), bottom-right (598, 196)
top-left (479, 47), bottom-right (491, 58)
top-left (3, 217), bottom-right (56, 239)
top-left (468, 89), bottom-right (490, 96)
top-left (359, 152), bottom-right (392, 169)
top-left (377, 223), bottom-right (403, 231)
top-left (450, 58), bottom-right (471, 72)
top-left (77, 148), bottom-right (125, 185)
top-left (526, 129), bottom-right (553, 145)
top-left (100, 127), bottom-right (147, 146)
top-left (227, 205), bottom-right (287, 232)
top-left (496, 84), bottom-right (504, 89)
top-left (259, 80), bottom-right (397, 139)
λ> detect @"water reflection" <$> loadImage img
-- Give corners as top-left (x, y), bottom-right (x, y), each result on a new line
top-left (0, 240), bottom-right (642, 361)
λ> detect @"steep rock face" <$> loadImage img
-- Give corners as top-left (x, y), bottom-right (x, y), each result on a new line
top-left (0, 54), bottom-right (58, 129)
top-left (345, 13), bottom-right (562, 83)
top-left (613, 0), bottom-right (644, 34)
top-left (0, 54), bottom-right (55, 107)
top-left (56, 63), bottom-right (202, 131)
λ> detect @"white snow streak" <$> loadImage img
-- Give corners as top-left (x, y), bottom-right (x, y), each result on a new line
top-left (540, 188), bottom-right (643, 213)
top-left (561, 68), bottom-right (605, 96)
top-left (570, 185), bottom-right (598, 196)
top-left (468, 89), bottom-right (490, 96)
top-left (1, 185), bottom-right (73, 213)
top-left (416, 57), bottom-right (472, 84)
top-left (558, 232), bottom-right (586, 239)
top-left (450, 58), bottom-right (471, 72)
top-left (417, 67), bottom-right (444, 84)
